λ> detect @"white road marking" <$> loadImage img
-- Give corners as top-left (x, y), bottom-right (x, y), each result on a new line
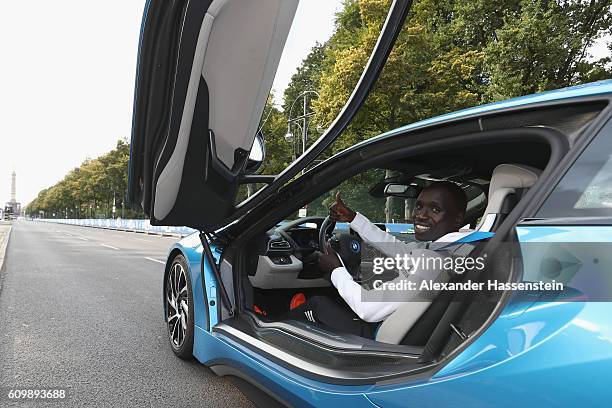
top-left (101, 244), bottom-right (120, 250)
top-left (134, 238), bottom-right (153, 243)
top-left (64, 233), bottom-right (72, 236)
top-left (144, 257), bottom-right (165, 264)
top-left (77, 237), bottom-right (89, 241)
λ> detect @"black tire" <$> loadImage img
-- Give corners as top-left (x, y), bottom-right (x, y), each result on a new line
top-left (166, 255), bottom-right (194, 359)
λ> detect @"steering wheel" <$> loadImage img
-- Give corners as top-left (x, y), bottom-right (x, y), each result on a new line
top-left (318, 215), bottom-right (336, 252)
top-left (276, 215), bottom-right (362, 279)
top-left (276, 216), bottom-right (329, 255)
top-left (319, 215), bottom-right (362, 279)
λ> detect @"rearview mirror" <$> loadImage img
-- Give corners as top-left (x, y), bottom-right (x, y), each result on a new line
top-left (245, 131), bottom-right (266, 174)
top-left (384, 183), bottom-right (419, 198)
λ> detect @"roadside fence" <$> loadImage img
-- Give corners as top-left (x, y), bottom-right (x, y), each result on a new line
top-left (37, 218), bottom-right (197, 237)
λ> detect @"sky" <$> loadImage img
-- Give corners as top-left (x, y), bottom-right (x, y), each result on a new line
top-left (0, 0), bottom-right (609, 207)
top-left (0, 0), bottom-right (342, 207)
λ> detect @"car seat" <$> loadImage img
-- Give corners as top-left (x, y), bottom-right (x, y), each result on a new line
top-left (374, 163), bottom-right (542, 345)
top-left (476, 163), bottom-right (541, 232)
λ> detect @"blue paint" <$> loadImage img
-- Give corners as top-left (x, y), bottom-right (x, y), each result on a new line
top-left (155, 79), bottom-right (612, 405)
top-left (455, 231), bottom-right (494, 243)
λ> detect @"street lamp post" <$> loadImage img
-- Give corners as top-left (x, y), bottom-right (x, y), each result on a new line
top-left (122, 189), bottom-right (126, 219)
top-left (285, 90), bottom-right (320, 171)
top-left (285, 90), bottom-right (322, 217)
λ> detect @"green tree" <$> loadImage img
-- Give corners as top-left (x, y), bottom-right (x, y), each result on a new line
top-left (314, 0), bottom-right (612, 155)
top-left (485, 0), bottom-right (612, 99)
top-left (260, 94), bottom-right (293, 174)
top-left (27, 0), bottom-right (612, 219)
top-left (282, 42), bottom-right (327, 116)
top-left (26, 139), bottom-right (141, 219)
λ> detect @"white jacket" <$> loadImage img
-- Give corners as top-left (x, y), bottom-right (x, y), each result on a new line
top-left (331, 212), bottom-right (467, 323)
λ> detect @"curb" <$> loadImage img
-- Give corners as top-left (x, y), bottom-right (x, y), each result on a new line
top-left (0, 224), bottom-right (12, 293)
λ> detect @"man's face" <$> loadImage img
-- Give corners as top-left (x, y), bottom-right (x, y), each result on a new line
top-left (412, 187), bottom-right (462, 241)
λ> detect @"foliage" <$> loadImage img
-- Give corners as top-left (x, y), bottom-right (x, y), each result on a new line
top-left (28, 0), bottom-right (612, 220)
top-left (484, 0), bottom-right (612, 99)
top-left (315, 0), bottom-right (612, 154)
top-left (260, 94), bottom-right (293, 174)
top-left (26, 140), bottom-right (142, 219)
top-left (282, 43), bottom-right (328, 117)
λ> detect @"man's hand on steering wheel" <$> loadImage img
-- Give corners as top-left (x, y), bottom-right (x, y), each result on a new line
top-left (318, 243), bottom-right (342, 274)
top-left (329, 192), bottom-right (356, 222)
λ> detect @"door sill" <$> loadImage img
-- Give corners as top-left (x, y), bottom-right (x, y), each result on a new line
top-left (212, 313), bottom-right (434, 385)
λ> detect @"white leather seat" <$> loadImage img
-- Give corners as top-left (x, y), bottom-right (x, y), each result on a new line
top-left (476, 164), bottom-right (541, 232)
top-left (375, 163), bottom-right (542, 345)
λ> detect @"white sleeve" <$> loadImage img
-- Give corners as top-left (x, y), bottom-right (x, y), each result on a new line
top-left (332, 213), bottom-right (450, 323)
top-left (331, 267), bottom-right (403, 323)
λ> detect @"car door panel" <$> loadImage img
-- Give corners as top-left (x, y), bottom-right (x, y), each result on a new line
top-left (129, 0), bottom-right (414, 231)
top-left (129, 0), bottom-right (299, 229)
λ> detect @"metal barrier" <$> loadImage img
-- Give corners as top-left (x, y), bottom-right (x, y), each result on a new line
top-left (37, 218), bottom-right (197, 237)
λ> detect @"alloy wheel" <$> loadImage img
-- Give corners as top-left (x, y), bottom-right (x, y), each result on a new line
top-left (167, 261), bottom-right (189, 348)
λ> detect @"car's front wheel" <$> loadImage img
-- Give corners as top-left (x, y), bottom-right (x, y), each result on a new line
top-left (166, 255), bottom-right (194, 359)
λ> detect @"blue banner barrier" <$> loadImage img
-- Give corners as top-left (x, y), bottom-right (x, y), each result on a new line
top-left (36, 219), bottom-right (197, 237)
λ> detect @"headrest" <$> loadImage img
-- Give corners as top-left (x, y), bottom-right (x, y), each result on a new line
top-left (487, 164), bottom-right (542, 198)
top-left (477, 164), bottom-right (542, 231)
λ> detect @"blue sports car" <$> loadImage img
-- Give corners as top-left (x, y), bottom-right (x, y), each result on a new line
top-left (128, 0), bottom-right (611, 406)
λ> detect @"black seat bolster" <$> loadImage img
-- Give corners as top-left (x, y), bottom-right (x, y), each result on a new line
top-left (400, 287), bottom-right (455, 346)
top-left (491, 192), bottom-right (518, 231)
top-left (400, 241), bottom-right (489, 347)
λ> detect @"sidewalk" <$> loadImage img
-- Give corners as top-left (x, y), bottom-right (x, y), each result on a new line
top-left (0, 222), bottom-right (12, 272)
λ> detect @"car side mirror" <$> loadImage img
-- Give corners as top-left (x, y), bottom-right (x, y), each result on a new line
top-left (384, 183), bottom-right (419, 198)
top-left (245, 131), bottom-right (266, 174)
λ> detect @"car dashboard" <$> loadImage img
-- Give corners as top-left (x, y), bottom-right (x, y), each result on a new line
top-left (247, 225), bottom-right (330, 289)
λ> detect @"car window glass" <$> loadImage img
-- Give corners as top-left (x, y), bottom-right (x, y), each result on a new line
top-left (307, 169), bottom-right (387, 219)
top-left (234, 183), bottom-right (268, 206)
top-left (238, 1), bottom-right (390, 204)
top-left (301, 168), bottom-right (418, 242)
top-left (252, 1), bottom-right (385, 178)
top-left (537, 118), bottom-right (612, 218)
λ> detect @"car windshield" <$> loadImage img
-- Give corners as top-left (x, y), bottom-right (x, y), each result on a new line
top-left (279, 168), bottom-right (487, 243)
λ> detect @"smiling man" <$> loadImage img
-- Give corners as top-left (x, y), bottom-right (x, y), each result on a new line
top-left (288, 182), bottom-right (468, 338)
top-left (402, 181), bottom-right (467, 241)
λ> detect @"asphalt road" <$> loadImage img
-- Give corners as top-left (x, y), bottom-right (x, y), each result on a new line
top-left (0, 220), bottom-right (253, 407)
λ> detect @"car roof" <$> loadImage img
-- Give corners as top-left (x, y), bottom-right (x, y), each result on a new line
top-left (377, 79), bottom-right (612, 140)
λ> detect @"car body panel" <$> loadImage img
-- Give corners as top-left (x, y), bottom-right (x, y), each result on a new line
top-left (195, 328), bottom-right (380, 408)
top-left (160, 81), bottom-right (612, 405)
top-left (343, 80), bottom-right (612, 155)
top-left (166, 232), bottom-right (222, 332)
top-left (167, 224), bottom-right (611, 406)
top-left (366, 303), bottom-right (609, 408)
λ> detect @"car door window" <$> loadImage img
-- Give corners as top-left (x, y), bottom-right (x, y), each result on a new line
top-left (537, 118), bottom-right (612, 218)
top-left (305, 168), bottom-right (418, 241)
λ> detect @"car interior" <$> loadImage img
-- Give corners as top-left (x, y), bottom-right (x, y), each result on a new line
top-left (207, 100), bottom-right (612, 380)
top-left (226, 137), bottom-right (549, 355)
top-left (201, 94), bottom-right (612, 384)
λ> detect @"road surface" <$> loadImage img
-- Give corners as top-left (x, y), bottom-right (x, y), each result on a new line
top-left (0, 220), bottom-right (253, 407)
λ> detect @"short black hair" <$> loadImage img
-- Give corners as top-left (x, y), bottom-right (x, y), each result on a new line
top-left (425, 181), bottom-right (467, 216)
